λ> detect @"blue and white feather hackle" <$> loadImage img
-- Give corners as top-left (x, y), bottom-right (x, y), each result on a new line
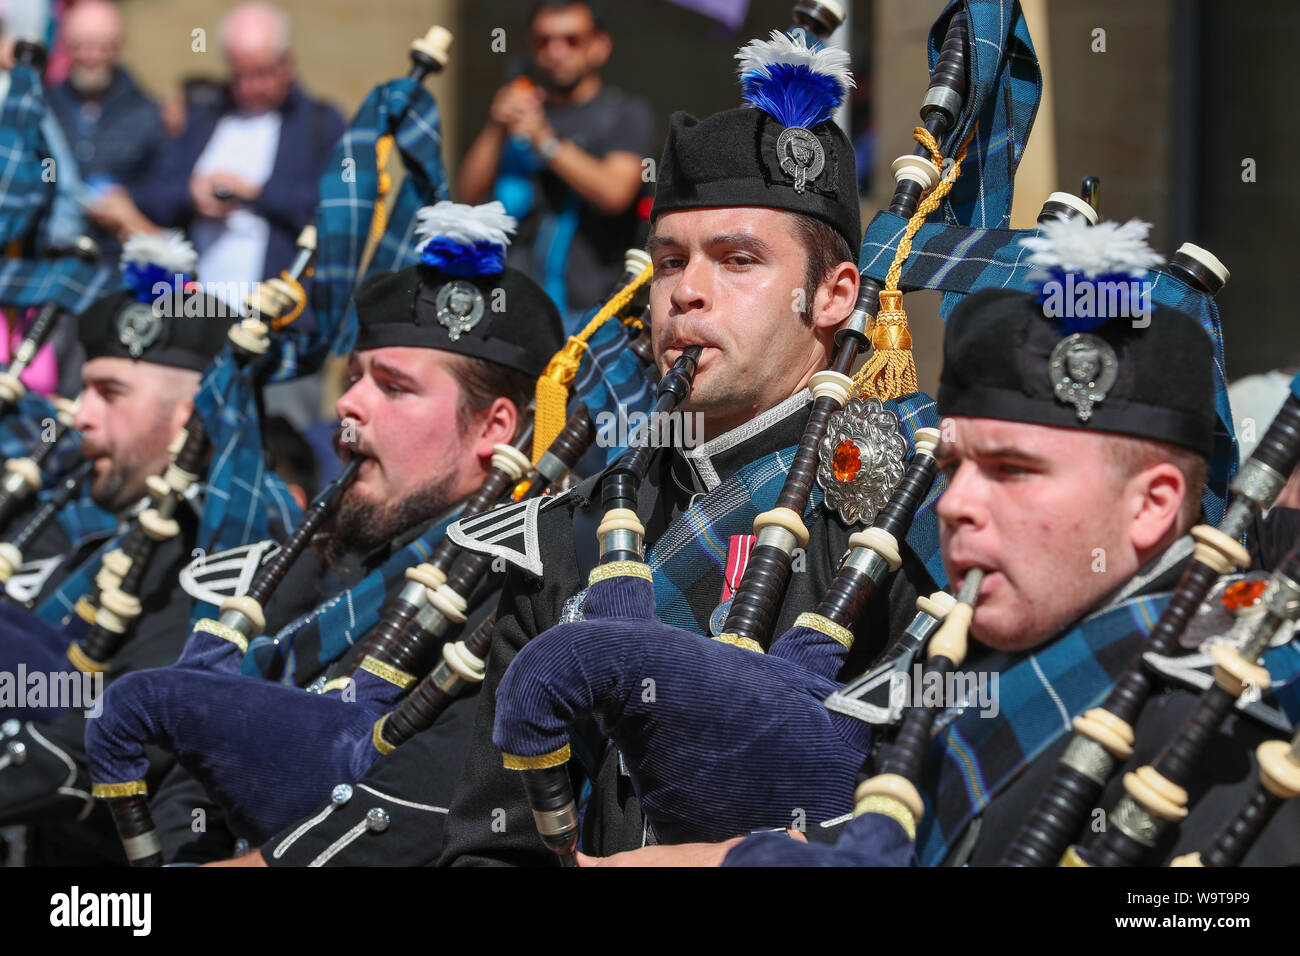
top-left (1020, 216), bottom-right (1165, 333)
top-left (414, 201), bottom-right (517, 278)
top-left (736, 30), bottom-right (854, 130)
top-left (121, 230), bottom-right (198, 304)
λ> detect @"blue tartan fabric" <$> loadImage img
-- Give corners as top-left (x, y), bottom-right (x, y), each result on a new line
top-left (858, 212), bottom-right (1238, 526)
top-left (314, 76), bottom-right (449, 358)
top-left (917, 592), bottom-right (1170, 864)
top-left (572, 317), bottom-right (656, 468)
top-left (928, 1), bottom-right (1042, 229)
top-left (188, 350), bottom-right (303, 624)
top-left (262, 508), bottom-right (463, 676)
top-left (648, 393), bottom-right (946, 637)
top-left (0, 64), bottom-right (54, 246)
top-left (493, 572), bottom-right (873, 843)
top-left (0, 254), bottom-right (121, 313)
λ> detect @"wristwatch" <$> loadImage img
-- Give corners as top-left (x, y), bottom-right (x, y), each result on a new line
top-left (537, 135), bottom-right (562, 162)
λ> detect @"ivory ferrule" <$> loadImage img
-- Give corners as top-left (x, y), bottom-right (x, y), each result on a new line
top-left (1071, 707), bottom-right (1134, 761)
top-left (847, 526), bottom-right (902, 573)
top-left (427, 584), bottom-right (468, 625)
top-left (442, 639), bottom-right (487, 684)
top-left (490, 443), bottom-right (530, 480)
top-left (753, 507), bottom-right (809, 551)
top-left (3, 458), bottom-right (39, 492)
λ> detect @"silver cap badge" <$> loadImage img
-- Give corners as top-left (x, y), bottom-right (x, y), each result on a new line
top-left (1049, 333), bottom-right (1118, 422)
top-left (435, 280), bottom-right (486, 341)
top-left (116, 302), bottom-right (162, 358)
top-left (776, 127), bottom-right (825, 194)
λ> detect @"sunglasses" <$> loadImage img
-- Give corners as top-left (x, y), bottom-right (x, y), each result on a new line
top-left (530, 31), bottom-right (592, 50)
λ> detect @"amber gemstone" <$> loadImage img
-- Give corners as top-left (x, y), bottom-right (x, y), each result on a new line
top-left (1221, 578), bottom-right (1268, 611)
top-left (832, 439), bottom-right (862, 482)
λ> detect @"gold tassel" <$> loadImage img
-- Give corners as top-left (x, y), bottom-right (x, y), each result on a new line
top-left (367, 134), bottom-right (395, 244)
top-left (531, 261), bottom-right (653, 464)
top-left (854, 128), bottom-right (972, 402)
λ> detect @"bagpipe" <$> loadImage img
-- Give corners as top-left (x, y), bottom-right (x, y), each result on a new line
top-left (1067, 540), bottom-right (1300, 867)
top-left (0, 395), bottom-right (77, 532)
top-left (1177, 725), bottom-right (1300, 868)
top-left (0, 228), bottom-right (321, 730)
top-left (1002, 368), bottom-right (1300, 866)
top-left (487, 2), bottom-right (994, 861)
top-left (723, 572), bottom-right (984, 866)
top-left (84, 246), bottom-right (656, 863)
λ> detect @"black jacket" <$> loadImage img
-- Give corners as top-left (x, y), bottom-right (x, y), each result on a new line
top-left (439, 391), bottom-right (936, 865)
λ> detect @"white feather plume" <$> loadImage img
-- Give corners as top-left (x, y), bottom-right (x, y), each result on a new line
top-left (413, 201), bottom-right (517, 252)
top-left (120, 230), bottom-right (198, 275)
top-left (734, 30), bottom-right (855, 92)
top-left (1020, 216), bottom-right (1164, 279)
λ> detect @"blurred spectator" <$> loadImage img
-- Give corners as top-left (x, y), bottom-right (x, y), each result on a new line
top-left (458, 0), bottom-right (652, 329)
top-left (160, 76), bottom-right (225, 139)
top-left (50, 0), bottom-right (163, 258)
top-left (92, 2), bottom-right (344, 429)
top-left (94, 2), bottom-right (342, 303)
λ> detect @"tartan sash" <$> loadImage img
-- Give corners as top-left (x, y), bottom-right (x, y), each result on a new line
top-left (0, 63), bottom-right (53, 246)
top-left (917, 593), bottom-right (1300, 865)
top-left (189, 350), bottom-right (303, 624)
top-left (857, 212), bottom-right (1237, 527)
top-left (929, 0), bottom-right (1043, 229)
top-left (0, 254), bottom-right (122, 313)
top-left (574, 316), bottom-right (656, 469)
top-left (316, 76), bottom-right (449, 358)
top-left (646, 392), bottom-right (947, 635)
top-left (35, 525), bottom-right (129, 623)
top-left (260, 508), bottom-right (463, 676)
top-left (917, 591), bottom-right (1171, 865)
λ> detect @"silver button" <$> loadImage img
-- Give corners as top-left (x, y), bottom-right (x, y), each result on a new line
top-left (1, 719), bottom-right (19, 738)
top-left (330, 784), bottom-right (353, 806)
top-left (233, 838), bottom-right (251, 856)
top-left (5, 741), bottom-right (26, 765)
top-left (365, 808), bottom-right (390, 833)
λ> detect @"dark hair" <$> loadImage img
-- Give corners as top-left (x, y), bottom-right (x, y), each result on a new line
top-left (528, 0), bottom-right (608, 32)
top-left (790, 213), bottom-right (855, 326)
top-left (1106, 436), bottom-right (1209, 534)
top-left (445, 353), bottom-right (534, 441)
top-left (262, 414), bottom-right (320, 500)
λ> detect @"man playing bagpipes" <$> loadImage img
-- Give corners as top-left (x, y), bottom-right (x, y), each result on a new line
top-left (439, 31), bottom-right (942, 866)
top-left (90, 201), bottom-right (567, 866)
top-left (716, 218), bottom-right (1300, 867)
top-left (0, 232), bottom-right (315, 866)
